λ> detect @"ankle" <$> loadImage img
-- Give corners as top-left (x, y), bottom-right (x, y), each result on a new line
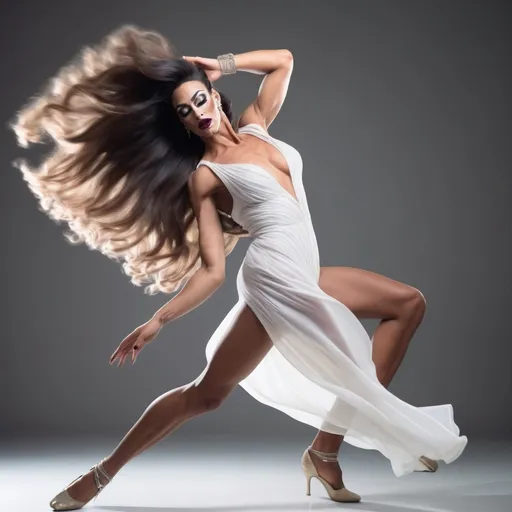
top-left (308, 445), bottom-right (339, 462)
top-left (310, 442), bottom-right (339, 454)
top-left (99, 456), bottom-right (119, 481)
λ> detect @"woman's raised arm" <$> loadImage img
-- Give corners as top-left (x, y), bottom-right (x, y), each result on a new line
top-left (234, 49), bottom-right (294, 129)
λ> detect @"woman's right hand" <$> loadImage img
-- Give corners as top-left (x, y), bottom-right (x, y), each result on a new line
top-left (109, 317), bottom-right (162, 367)
top-left (183, 56), bottom-right (223, 82)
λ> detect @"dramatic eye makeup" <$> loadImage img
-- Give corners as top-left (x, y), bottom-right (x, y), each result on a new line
top-left (176, 90), bottom-right (207, 118)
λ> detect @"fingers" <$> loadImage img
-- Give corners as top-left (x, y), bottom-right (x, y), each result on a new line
top-left (110, 336), bottom-right (128, 364)
top-left (121, 349), bottom-right (131, 366)
top-left (108, 322), bottom-right (157, 367)
top-left (110, 346), bottom-right (123, 365)
top-left (118, 350), bottom-right (130, 367)
top-left (110, 330), bottom-right (137, 365)
top-left (183, 56), bottom-right (208, 69)
top-left (112, 349), bottom-right (128, 367)
top-left (131, 345), bottom-right (140, 364)
top-left (110, 338), bottom-right (143, 367)
top-left (120, 352), bottom-right (129, 367)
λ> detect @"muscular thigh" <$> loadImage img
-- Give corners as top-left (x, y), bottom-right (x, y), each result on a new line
top-left (319, 266), bottom-right (420, 319)
top-left (195, 304), bottom-right (272, 395)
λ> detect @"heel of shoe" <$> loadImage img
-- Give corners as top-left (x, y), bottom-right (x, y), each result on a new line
top-left (301, 446), bottom-right (361, 503)
top-left (305, 474), bottom-right (312, 496)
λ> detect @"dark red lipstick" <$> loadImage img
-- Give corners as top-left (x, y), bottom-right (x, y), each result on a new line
top-left (198, 118), bottom-right (212, 130)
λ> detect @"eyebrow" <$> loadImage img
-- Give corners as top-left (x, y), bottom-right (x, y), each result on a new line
top-left (176, 90), bottom-right (203, 108)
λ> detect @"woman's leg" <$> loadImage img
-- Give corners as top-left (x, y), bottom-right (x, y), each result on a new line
top-left (62, 304), bottom-right (273, 503)
top-left (310, 266), bottom-right (426, 487)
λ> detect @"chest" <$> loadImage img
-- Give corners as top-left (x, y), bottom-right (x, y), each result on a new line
top-left (210, 136), bottom-right (301, 216)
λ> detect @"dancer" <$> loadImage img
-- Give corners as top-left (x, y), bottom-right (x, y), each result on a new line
top-left (11, 26), bottom-right (467, 509)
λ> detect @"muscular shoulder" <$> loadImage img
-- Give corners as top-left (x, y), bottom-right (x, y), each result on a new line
top-left (187, 164), bottom-right (219, 200)
top-left (236, 103), bottom-right (268, 132)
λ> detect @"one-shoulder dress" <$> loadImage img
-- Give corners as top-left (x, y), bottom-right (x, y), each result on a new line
top-left (196, 123), bottom-right (467, 477)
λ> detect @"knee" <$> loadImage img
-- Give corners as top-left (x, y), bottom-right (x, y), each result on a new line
top-left (199, 394), bottom-right (225, 412)
top-left (402, 287), bottom-right (427, 319)
top-left (192, 382), bottom-right (231, 413)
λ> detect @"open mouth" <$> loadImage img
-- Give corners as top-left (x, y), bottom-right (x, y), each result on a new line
top-left (199, 118), bottom-right (212, 130)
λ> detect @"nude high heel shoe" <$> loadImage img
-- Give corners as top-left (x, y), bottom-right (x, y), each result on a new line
top-left (301, 447), bottom-right (361, 503)
top-left (49, 458), bottom-right (113, 511)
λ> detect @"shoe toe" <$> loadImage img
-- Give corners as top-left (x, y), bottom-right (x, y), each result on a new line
top-left (343, 488), bottom-right (362, 502)
top-left (49, 490), bottom-right (84, 511)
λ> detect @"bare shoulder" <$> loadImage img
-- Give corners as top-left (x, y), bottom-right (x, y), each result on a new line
top-left (187, 164), bottom-right (220, 200)
top-left (235, 104), bottom-right (267, 132)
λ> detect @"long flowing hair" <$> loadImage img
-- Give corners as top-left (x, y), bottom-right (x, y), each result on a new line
top-left (10, 25), bottom-right (244, 295)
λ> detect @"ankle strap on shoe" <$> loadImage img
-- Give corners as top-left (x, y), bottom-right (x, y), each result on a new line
top-left (308, 446), bottom-right (338, 462)
top-left (92, 458), bottom-right (113, 490)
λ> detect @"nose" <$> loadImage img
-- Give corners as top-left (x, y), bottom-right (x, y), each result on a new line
top-left (192, 107), bottom-right (204, 120)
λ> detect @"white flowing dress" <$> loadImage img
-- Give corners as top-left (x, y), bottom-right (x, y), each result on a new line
top-left (197, 123), bottom-right (467, 477)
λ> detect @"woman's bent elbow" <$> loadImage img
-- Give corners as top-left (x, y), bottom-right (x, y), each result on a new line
top-left (209, 267), bottom-right (225, 284)
top-left (280, 49), bottom-right (293, 65)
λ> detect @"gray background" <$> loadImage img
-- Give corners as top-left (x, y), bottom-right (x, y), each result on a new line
top-left (1, 1), bottom-right (510, 443)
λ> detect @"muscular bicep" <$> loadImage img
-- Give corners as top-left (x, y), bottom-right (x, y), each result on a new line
top-left (188, 169), bottom-right (226, 280)
top-left (238, 50), bottom-right (294, 130)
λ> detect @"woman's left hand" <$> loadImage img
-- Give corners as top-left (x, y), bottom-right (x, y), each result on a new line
top-left (109, 317), bottom-right (162, 367)
top-left (183, 56), bottom-right (223, 82)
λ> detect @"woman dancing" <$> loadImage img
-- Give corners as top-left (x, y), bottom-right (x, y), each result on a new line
top-left (11, 26), bottom-right (467, 509)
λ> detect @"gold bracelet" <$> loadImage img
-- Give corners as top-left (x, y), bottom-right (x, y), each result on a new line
top-left (217, 53), bottom-right (236, 75)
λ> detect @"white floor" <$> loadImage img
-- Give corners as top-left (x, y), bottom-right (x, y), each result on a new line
top-left (1, 436), bottom-right (511, 511)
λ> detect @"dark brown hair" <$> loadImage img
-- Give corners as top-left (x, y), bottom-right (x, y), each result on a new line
top-left (10, 25), bottom-right (243, 295)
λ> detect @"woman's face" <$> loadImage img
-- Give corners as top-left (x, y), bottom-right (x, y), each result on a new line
top-left (172, 81), bottom-right (222, 137)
